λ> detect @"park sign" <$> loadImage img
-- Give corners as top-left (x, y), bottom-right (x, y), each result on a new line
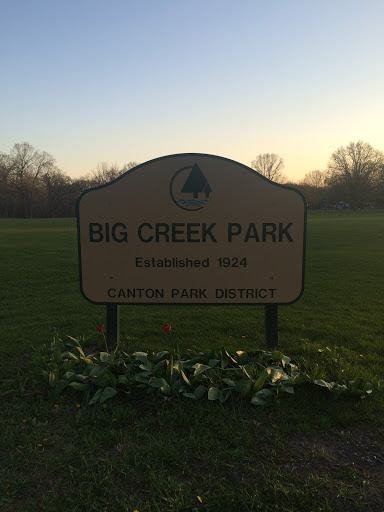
top-left (77, 154), bottom-right (306, 305)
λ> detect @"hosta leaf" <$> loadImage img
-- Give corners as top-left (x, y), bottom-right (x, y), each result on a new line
top-left (224, 349), bottom-right (238, 364)
top-left (184, 355), bottom-right (202, 365)
top-left (180, 370), bottom-right (190, 386)
top-left (88, 389), bottom-right (103, 405)
top-left (281, 377), bottom-right (296, 386)
top-left (150, 378), bottom-right (168, 388)
top-left (235, 351), bottom-right (249, 364)
top-left (255, 388), bottom-right (275, 399)
top-left (135, 375), bottom-right (150, 384)
top-left (89, 365), bottom-right (108, 378)
top-left (138, 371), bottom-right (152, 377)
top-left (253, 370), bottom-right (268, 392)
top-left (194, 386), bottom-right (206, 399)
top-left (206, 368), bottom-right (219, 382)
top-left (99, 352), bottom-right (110, 363)
top-left (262, 351), bottom-right (272, 362)
top-left (193, 364), bottom-right (211, 377)
top-left (139, 364), bottom-right (153, 372)
top-left (293, 372), bottom-right (311, 384)
top-left (55, 379), bottom-right (68, 396)
top-left (241, 366), bottom-right (253, 380)
top-left (286, 362), bottom-right (299, 373)
top-left (330, 383), bottom-right (347, 398)
top-left (271, 351), bottom-right (284, 361)
top-left (281, 386), bottom-right (295, 394)
top-left (313, 379), bottom-right (332, 390)
top-left (118, 375), bottom-right (129, 386)
top-left (155, 351), bottom-right (169, 360)
top-left (270, 368), bottom-right (285, 383)
top-left (66, 335), bottom-right (82, 346)
top-left (348, 377), bottom-right (363, 391)
top-left (251, 396), bottom-right (268, 406)
top-left (52, 349), bottom-right (63, 363)
top-left (73, 374), bottom-right (89, 383)
top-left (236, 379), bottom-right (253, 396)
top-left (364, 383), bottom-right (374, 394)
top-left (94, 372), bottom-right (116, 389)
top-left (183, 392), bottom-right (196, 400)
top-left (49, 370), bottom-right (57, 387)
top-left (208, 387), bottom-right (220, 400)
top-left (154, 359), bottom-right (167, 371)
top-left (63, 361), bottom-right (76, 371)
top-left (251, 388), bottom-right (274, 405)
top-left (161, 382), bottom-right (171, 395)
top-left (220, 388), bottom-right (232, 403)
top-left (75, 346), bottom-right (86, 358)
top-left (171, 379), bottom-right (183, 391)
top-left (133, 353), bottom-right (149, 364)
top-left (69, 382), bottom-right (89, 391)
top-left (222, 378), bottom-right (236, 387)
top-left (100, 387), bottom-right (118, 403)
top-left (171, 364), bottom-right (181, 377)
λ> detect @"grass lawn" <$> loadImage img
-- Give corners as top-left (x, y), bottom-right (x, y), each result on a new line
top-left (0, 211), bottom-right (383, 511)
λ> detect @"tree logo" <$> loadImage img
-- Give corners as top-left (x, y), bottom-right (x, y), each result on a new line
top-left (170, 163), bottom-right (212, 211)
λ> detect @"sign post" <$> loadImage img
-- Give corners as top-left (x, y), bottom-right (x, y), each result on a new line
top-left (77, 154), bottom-right (306, 349)
top-left (106, 304), bottom-right (120, 349)
top-left (265, 304), bottom-right (278, 349)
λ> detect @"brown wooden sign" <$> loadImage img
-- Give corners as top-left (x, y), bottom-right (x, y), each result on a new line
top-left (77, 154), bottom-right (306, 305)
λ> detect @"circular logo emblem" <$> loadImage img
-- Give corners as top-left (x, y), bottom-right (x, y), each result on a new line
top-left (170, 163), bottom-right (212, 211)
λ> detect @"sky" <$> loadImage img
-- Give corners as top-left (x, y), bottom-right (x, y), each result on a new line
top-left (1, 0), bottom-right (383, 182)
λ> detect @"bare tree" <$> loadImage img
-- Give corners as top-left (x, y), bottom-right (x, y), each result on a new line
top-left (327, 141), bottom-right (384, 209)
top-left (90, 161), bottom-right (139, 186)
top-left (251, 153), bottom-right (286, 183)
top-left (374, 164), bottom-right (384, 207)
top-left (302, 170), bottom-right (328, 189)
top-left (121, 161), bottom-right (139, 173)
top-left (0, 143), bottom-right (140, 217)
top-left (297, 170), bottom-right (329, 209)
top-left (90, 162), bottom-right (121, 185)
top-left (8, 142), bottom-right (56, 218)
top-left (0, 152), bottom-right (14, 217)
top-left (41, 168), bottom-right (72, 217)
top-left (73, 173), bottom-right (92, 190)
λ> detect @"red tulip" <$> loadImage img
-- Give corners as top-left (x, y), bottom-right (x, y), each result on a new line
top-left (97, 325), bottom-right (105, 332)
top-left (162, 323), bottom-right (171, 332)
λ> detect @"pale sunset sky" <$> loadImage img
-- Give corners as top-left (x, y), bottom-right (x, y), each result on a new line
top-left (1, 0), bottom-right (383, 182)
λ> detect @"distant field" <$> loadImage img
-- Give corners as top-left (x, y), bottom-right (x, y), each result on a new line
top-left (1, 212), bottom-right (384, 512)
top-left (1, 211), bottom-right (383, 370)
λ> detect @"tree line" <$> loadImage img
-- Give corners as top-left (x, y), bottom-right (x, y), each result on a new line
top-left (0, 143), bottom-right (137, 218)
top-left (0, 141), bottom-right (383, 218)
top-left (252, 141), bottom-right (384, 209)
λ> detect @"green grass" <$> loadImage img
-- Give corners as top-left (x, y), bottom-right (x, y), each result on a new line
top-left (1, 212), bottom-right (384, 511)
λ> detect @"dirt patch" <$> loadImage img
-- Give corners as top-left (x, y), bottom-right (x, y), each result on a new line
top-left (284, 424), bottom-right (384, 511)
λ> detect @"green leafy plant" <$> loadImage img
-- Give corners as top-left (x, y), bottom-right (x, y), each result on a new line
top-left (40, 337), bottom-right (382, 407)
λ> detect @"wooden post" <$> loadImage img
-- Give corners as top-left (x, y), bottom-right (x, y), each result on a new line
top-left (106, 304), bottom-right (120, 350)
top-left (265, 304), bottom-right (278, 350)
